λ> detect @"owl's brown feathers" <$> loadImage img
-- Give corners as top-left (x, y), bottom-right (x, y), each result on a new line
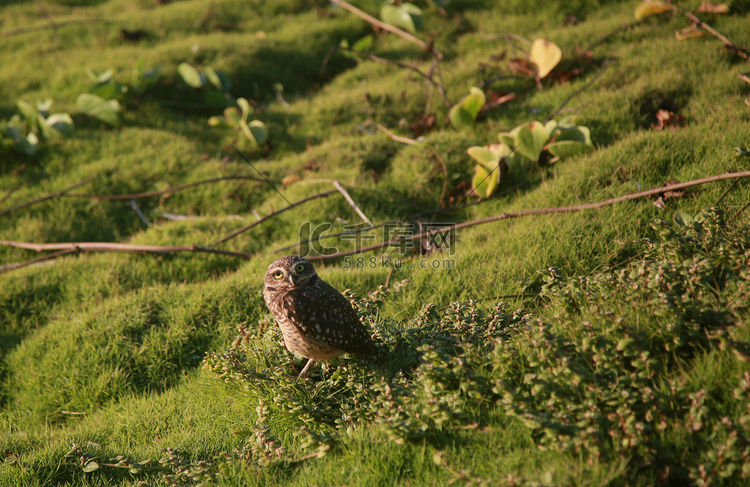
top-left (263, 256), bottom-right (377, 376)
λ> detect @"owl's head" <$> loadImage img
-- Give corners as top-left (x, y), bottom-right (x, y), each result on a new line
top-left (264, 255), bottom-right (318, 291)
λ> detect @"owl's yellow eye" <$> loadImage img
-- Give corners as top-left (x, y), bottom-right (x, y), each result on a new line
top-left (295, 264), bottom-right (305, 272)
top-left (273, 271), bottom-right (283, 279)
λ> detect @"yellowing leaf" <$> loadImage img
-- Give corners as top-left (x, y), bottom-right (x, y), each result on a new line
top-left (635, 0), bottom-right (671, 20)
top-left (675, 26), bottom-right (705, 40)
top-left (448, 87), bottom-right (485, 130)
top-left (529, 39), bottom-right (562, 79)
top-left (471, 164), bottom-right (499, 198)
top-left (698, 2), bottom-right (729, 14)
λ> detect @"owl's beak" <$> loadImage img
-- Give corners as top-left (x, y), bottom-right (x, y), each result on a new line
top-left (288, 274), bottom-right (296, 285)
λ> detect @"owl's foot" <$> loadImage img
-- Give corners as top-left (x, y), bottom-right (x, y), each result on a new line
top-left (297, 358), bottom-right (316, 379)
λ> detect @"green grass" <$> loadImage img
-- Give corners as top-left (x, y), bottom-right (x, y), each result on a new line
top-left (2, 0), bottom-right (750, 485)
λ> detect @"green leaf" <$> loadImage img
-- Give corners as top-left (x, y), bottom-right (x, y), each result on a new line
top-left (635, 0), bottom-right (671, 20)
top-left (76, 93), bottom-right (122, 127)
top-left (204, 67), bottom-right (223, 90)
top-left (498, 126), bottom-right (521, 147)
top-left (88, 81), bottom-right (125, 100)
top-left (556, 125), bottom-right (592, 145)
top-left (515, 121), bottom-right (549, 161)
top-left (471, 164), bottom-right (499, 198)
top-left (15, 132), bottom-right (38, 156)
top-left (16, 100), bottom-right (37, 120)
top-left (529, 38), bottom-right (562, 79)
top-left (36, 99), bottom-right (53, 117)
top-left (239, 119), bottom-right (268, 146)
top-left (41, 113), bottom-right (75, 139)
top-left (177, 62), bottom-right (204, 88)
top-left (448, 87), bottom-right (485, 130)
top-left (546, 140), bottom-right (594, 158)
top-left (352, 35), bottom-right (374, 52)
top-left (236, 98), bottom-right (252, 120)
top-left (82, 461), bottom-right (100, 473)
top-left (380, 2), bottom-right (423, 34)
top-left (208, 115), bottom-right (230, 127)
top-left (467, 146), bottom-right (500, 170)
top-left (673, 211), bottom-right (694, 227)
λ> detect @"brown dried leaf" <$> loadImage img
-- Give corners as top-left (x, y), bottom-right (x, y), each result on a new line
top-left (479, 91), bottom-right (516, 113)
top-left (652, 109), bottom-right (685, 130)
top-left (739, 72), bottom-right (750, 84)
top-left (697, 2), bottom-right (729, 14)
top-left (675, 26), bottom-right (705, 40)
top-left (408, 113), bottom-right (437, 138)
top-left (508, 58), bottom-right (536, 77)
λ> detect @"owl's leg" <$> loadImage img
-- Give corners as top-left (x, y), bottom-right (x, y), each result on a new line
top-left (298, 358), bottom-right (315, 379)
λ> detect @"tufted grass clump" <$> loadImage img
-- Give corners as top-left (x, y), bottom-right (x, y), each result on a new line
top-left (494, 208), bottom-right (750, 484)
top-left (202, 208), bottom-right (750, 484)
top-left (203, 283), bottom-right (529, 461)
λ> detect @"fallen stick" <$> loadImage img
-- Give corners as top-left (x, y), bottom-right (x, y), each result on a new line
top-left (306, 171), bottom-right (750, 261)
top-left (334, 180), bottom-right (373, 226)
top-left (211, 189), bottom-right (337, 246)
top-left (330, 0), bottom-right (431, 52)
top-left (0, 176), bottom-right (97, 218)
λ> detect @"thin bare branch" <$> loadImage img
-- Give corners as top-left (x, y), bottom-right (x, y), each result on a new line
top-left (0, 248), bottom-right (79, 274)
top-left (330, 0), bottom-right (431, 52)
top-left (0, 176), bottom-right (97, 218)
top-left (545, 61), bottom-right (613, 122)
top-left (376, 124), bottom-right (419, 145)
top-left (64, 175), bottom-right (264, 201)
top-left (333, 180), bottom-right (373, 227)
top-left (337, 46), bottom-right (453, 106)
top-left (669, 4), bottom-right (750, 61)
top-left (306, 171), bottom-right (750, 261)
top-left (0, 240), bottom-right (252, 258)
top-left (211, 189), bottom-right (337, 246)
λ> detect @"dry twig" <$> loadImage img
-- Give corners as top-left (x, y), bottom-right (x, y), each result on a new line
top-left (306, 171), bottom-right (750, 261)
top-left (669, 4), bottom-right (750, 61)
top-left (330, 0), bottom-right (432, 53)
top-left (211, 190), bottom-right (337, 246)
top-left (0, 176), bottom-right (97, 218)
top-left (333, 181), bottom-right (373, 227)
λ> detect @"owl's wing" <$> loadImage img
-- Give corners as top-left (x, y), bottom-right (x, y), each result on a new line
top-left (281, 281), bottom-right (377, 356)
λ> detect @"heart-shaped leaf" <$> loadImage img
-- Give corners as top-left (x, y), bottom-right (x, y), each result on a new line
top-left (529, 38), bottom-right (562, 79)
top-left (380, 2), bottom-right (423, 34)
top-left (448, 87), bottom-right (485, 130)
top-left (515, 121), bottom-right (549, 161)
top-left (498, 125), bottom-right (522, 146)
top-left (14, 132), bottom-right (38, 155)
top-left (239, 119), bottom-right (268, 146)
top-left (177, 62), bottom-right (204, 88)
top-left (467, 146), bottom-right (500, 170)
top-left (635, 0), bottom-right (671, 20)
top-left (76, 93), bottom-right (122, 127)
top-left (556, 126), bottom-right (592, 145)
top-left (547, 140), bottom-right (594, 158)
top-left (472, 163), bottom-right (499, 198)
top-left (41, 113), bottom-right (75, 138)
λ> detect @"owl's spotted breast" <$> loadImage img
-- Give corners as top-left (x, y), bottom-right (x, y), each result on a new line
top-left (262, 255), bottom-right (378, 378)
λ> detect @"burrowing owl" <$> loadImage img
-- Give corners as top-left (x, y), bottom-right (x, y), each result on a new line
top-left (262, 255), bottom-right (377, 378)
